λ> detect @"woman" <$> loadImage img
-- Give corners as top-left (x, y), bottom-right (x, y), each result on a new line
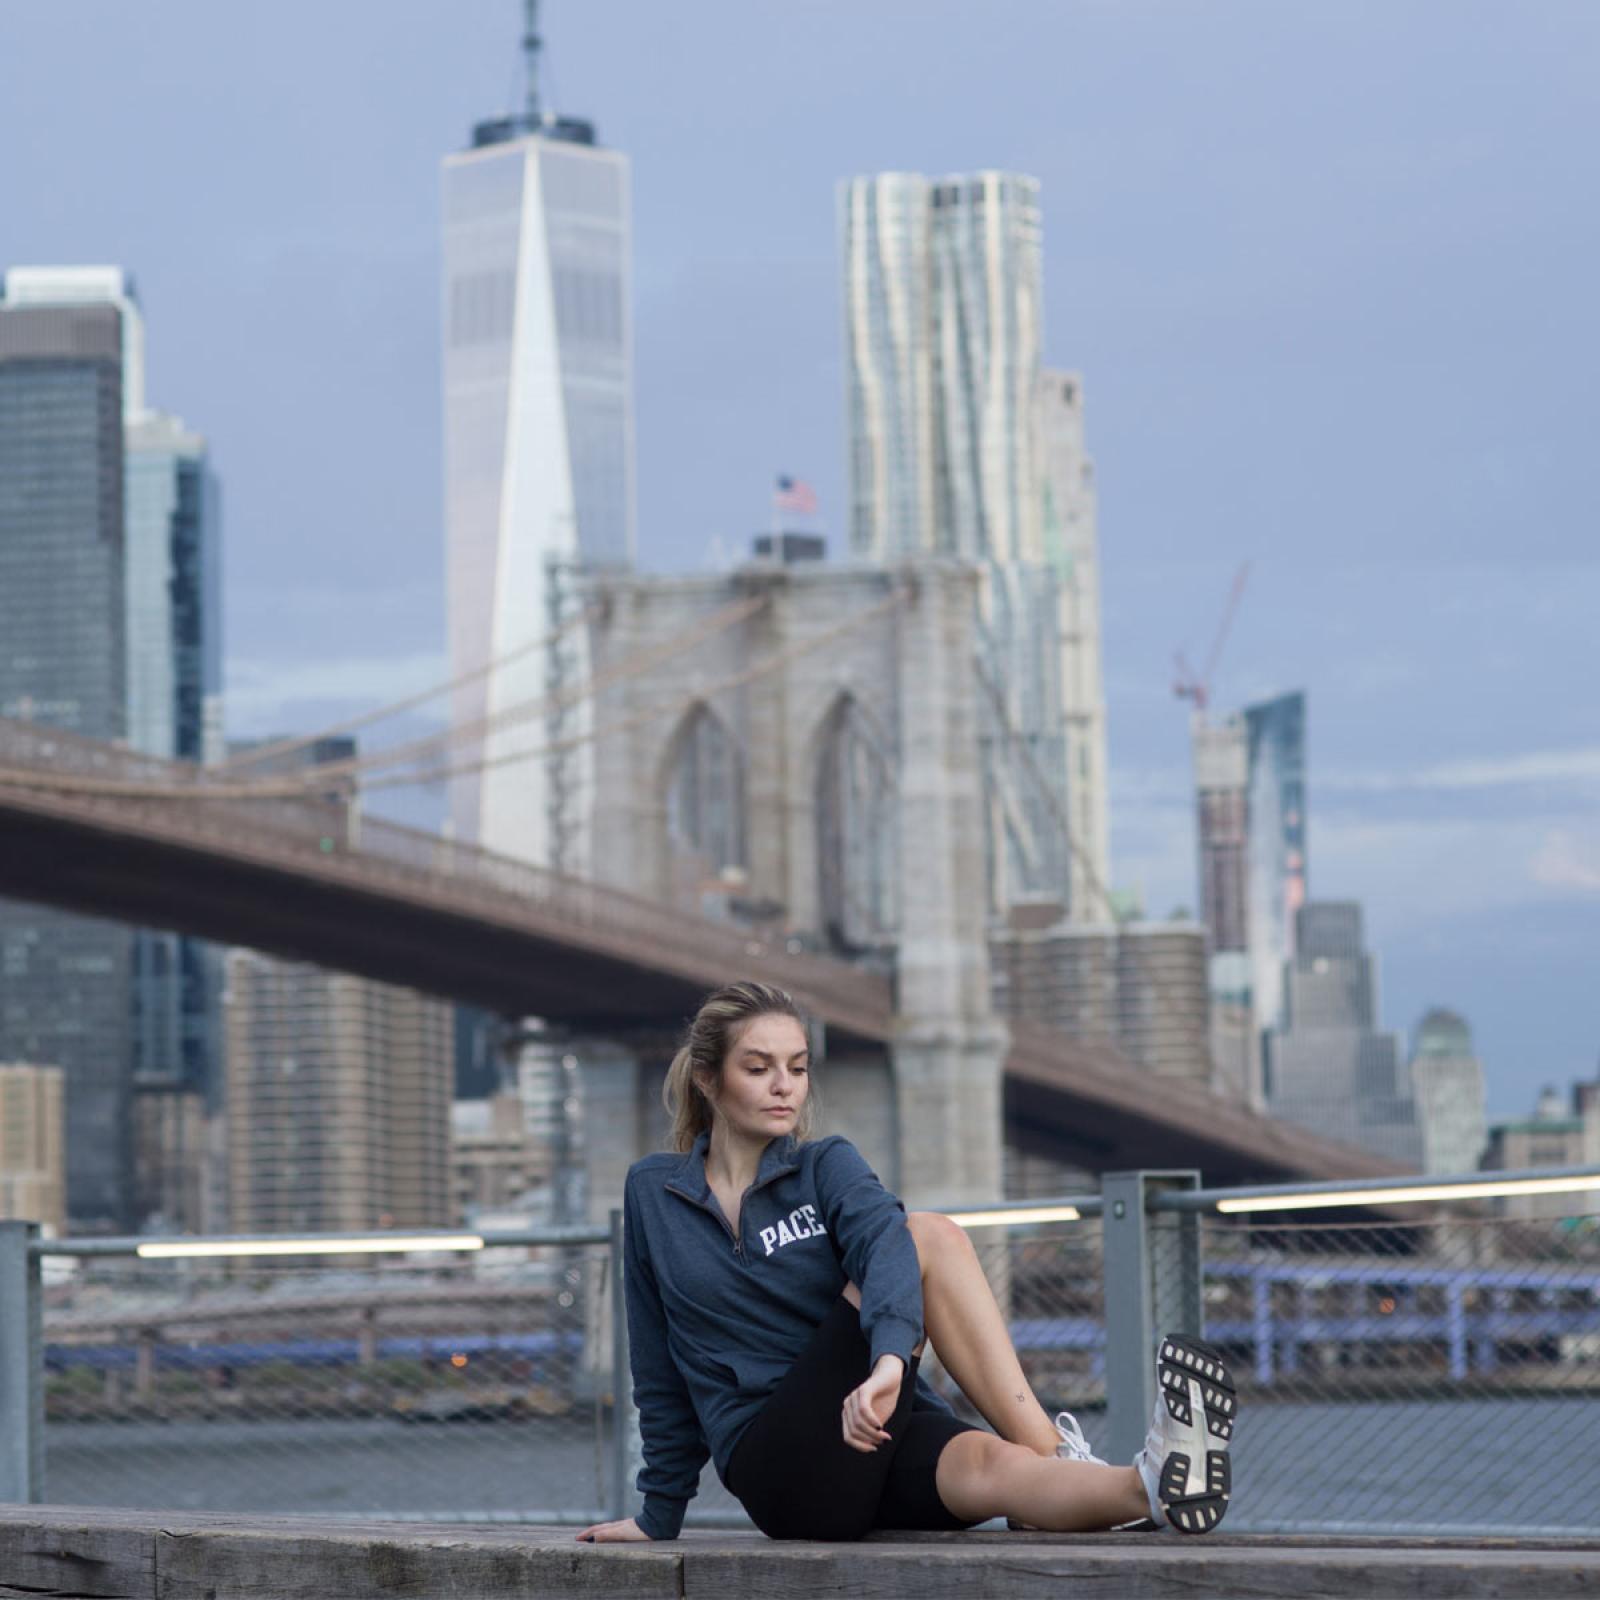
top-left (578, 980), bottom-right (1236, 1543)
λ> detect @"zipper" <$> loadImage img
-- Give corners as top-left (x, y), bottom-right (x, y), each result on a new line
top-left (666, 1152), bottom-right (800, 1262)
top-left (667, 1183), bottom-right (744, 1257)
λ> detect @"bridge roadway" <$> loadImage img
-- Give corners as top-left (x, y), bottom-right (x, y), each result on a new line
top-left (0, 718), bottom-right (1398, 1185)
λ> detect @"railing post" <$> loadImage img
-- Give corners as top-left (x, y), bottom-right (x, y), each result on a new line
top-left (608, 1207), bottom-right (642, 1523)
top-left (0, 1221), bottom-right (44, 1503)
top-left (1101, 1171), bottom-right (1201, 1465)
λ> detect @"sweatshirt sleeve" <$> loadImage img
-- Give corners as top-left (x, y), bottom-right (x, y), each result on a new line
top-left (812, 1138), bottom-right (925, 1370)
top-left (623, 1175), bottom-right (709, 1540)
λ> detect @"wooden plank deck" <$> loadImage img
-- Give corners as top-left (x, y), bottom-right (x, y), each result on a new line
top-left (1, 1506), bottom-right (1596, 1598)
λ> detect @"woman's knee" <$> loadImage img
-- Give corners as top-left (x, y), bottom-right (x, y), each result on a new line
top-left (907, 1209), bottom-right (972, 1270)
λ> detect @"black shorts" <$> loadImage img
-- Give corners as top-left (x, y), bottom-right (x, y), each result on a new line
top-left (724, 1297), bottom-right (982, 1540)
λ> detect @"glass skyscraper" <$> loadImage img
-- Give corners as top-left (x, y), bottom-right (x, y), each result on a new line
top-left (2, 267), bottom-right (225, 1229)
top-left (125, 411), bottom-right (224, 1110)
top-left (841, 171), bottom-right (1112, 917)
top-left (441, 97), bottom-right (634, 871)
top-left (1244, 691), bottom-right (1307, 1034)
top-left (0, 297), bottom-right (135, 1229)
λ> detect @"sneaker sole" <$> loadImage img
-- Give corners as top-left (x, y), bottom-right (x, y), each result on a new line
top-left (1155, 1334), bottom-right (1236, 1535)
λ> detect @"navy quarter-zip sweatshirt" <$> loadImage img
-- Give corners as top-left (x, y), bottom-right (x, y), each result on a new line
top-left (623, 1131), bottom-right (944, 1539)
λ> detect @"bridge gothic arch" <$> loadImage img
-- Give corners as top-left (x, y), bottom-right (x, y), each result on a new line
top-left (810, 691), bottom-right (898, 957)
top-left (658, 700), bottom-right (747, 913)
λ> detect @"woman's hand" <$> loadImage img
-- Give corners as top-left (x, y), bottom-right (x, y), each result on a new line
top-left (841, 1353), bottom-right (904, 1452)
top-left (576, 1517), bottom-right (650, 1543)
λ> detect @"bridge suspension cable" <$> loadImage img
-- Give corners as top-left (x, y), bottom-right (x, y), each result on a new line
top-left (248, 592), bottom-right (771, 793)
top-left (0, 586), bottom-right (908, 806)
top-left (971, 653), bottom-right (1117, 923)
top-left (355, 588), bottom-right (908, 793)
top-left (0, 594), bottom-right (768, 800)
top-left (220, 603), bottom-right (603, 773)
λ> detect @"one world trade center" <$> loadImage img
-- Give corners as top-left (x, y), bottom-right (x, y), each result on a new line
top-left (441, 1), bottom-right (634, 872)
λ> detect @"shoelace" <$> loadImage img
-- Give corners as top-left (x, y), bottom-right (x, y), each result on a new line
top-left (1053, 1409), bottom-right (1100, 1462)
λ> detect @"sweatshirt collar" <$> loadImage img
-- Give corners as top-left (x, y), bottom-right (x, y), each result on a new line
top-left (666, 1130), bottom-right (801, 1202)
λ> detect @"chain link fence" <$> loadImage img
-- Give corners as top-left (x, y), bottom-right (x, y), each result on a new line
top-left (1186, 1207), bottom-right (1600, 1534)
top-left (5, 1170), bottom-right (1597, 1536)
top-left (38, 1242), bottom-right (617, 1520)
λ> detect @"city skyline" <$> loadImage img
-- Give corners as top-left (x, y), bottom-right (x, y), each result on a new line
top-left (2, 0), bottom-right (1596, 1116)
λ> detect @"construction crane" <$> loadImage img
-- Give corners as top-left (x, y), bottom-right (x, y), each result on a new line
top-left (1173, 562), bottom-right (1251, 716)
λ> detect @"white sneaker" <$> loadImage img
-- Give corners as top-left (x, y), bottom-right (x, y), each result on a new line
top-left (1132, 1334), bottom-right (1236, 1536)
top-left (1052, 1409), bottom-right (1107, 1465)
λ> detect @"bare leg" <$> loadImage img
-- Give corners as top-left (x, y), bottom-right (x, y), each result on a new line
top-left (935, 1432), bottom-right (1148, 1530)
top-left (905, 1211), bottom-right (1060, 1456)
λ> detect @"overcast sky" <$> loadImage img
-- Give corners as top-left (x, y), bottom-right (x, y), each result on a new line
top-left (4, 0), bottom-right (1596, 1117)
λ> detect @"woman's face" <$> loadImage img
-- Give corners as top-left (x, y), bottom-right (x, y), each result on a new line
top-left (700, 1011), bottom-right (810, 1143)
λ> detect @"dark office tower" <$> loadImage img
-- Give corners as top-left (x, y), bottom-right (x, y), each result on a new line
top-left (0, 301), bottom-right (136, 1230)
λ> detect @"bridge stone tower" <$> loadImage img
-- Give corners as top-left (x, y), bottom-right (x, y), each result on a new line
top-left (581, 552), bottom-right (1004, 1208)
top-left (889, 563), bottom-right (1008, 1205)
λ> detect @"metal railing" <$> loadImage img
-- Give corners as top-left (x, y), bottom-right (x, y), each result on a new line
top-left (2, 1164), bottom-right (1596, 1535)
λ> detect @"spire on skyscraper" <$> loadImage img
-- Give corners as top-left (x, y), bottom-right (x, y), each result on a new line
top-left (521, 0), bottom-right (542, 125)
top-left (472, 0), bottom-right (596, 149)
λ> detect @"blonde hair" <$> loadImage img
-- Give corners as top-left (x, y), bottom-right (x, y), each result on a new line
top-left (663, 980), bottom-right (815, 1152)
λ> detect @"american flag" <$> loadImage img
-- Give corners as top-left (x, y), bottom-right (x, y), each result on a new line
top-left (773, 475), bottom-right (818, 517)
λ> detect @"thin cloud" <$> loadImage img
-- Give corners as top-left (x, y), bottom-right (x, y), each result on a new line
top-left (1325, 747), bottom-right (1600, 794)
top-left (1531, 829), bottom-right (1600, 895)
top-left (225, 651), bottom-right (449, 735)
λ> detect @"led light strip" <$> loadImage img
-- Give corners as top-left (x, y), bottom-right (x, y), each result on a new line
top-left (945, 1205), bottom-right (1081, 1229)
top-left (1216, 1175), bottom-right (1600, 1214)
top-left (136, 1234), bottom-right (486, 1259)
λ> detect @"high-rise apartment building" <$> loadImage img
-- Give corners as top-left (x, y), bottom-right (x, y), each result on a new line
top-left (843, 171), bottom-right (1042, 565)
top-left (0, 294), bottom-right (135, 1230)
top-left (221, 736), bottom-right (450, 1232)
top-left (126, 409), bottom-right (224, 1105)
top-left (1192, 691), bottom-right (1306, 1104)
top-left (1408, 1008), bottom-right (1488, 1175)
top-left (0, 1064), bottom-right (66, 1236)
top-left (1263, 902), bottom-right (1423, 1167)
top-left (3, 267), bottom-right (225, 1231)
top-left (441, 22), bottom-right (633, 871)
top-left (1194, 714), bottom-right (1250, 956)
top-left (225, 953), bottom-right (452, 1233)
top-left (1244, 692), bottom-right (1307, 1034)
top-left (1038, 371), bottom-right (1111, 917)
top-left (1192, 713), bottom-right (1252, 1100)
top-left (841, 171), bottom-right (1111, 917)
